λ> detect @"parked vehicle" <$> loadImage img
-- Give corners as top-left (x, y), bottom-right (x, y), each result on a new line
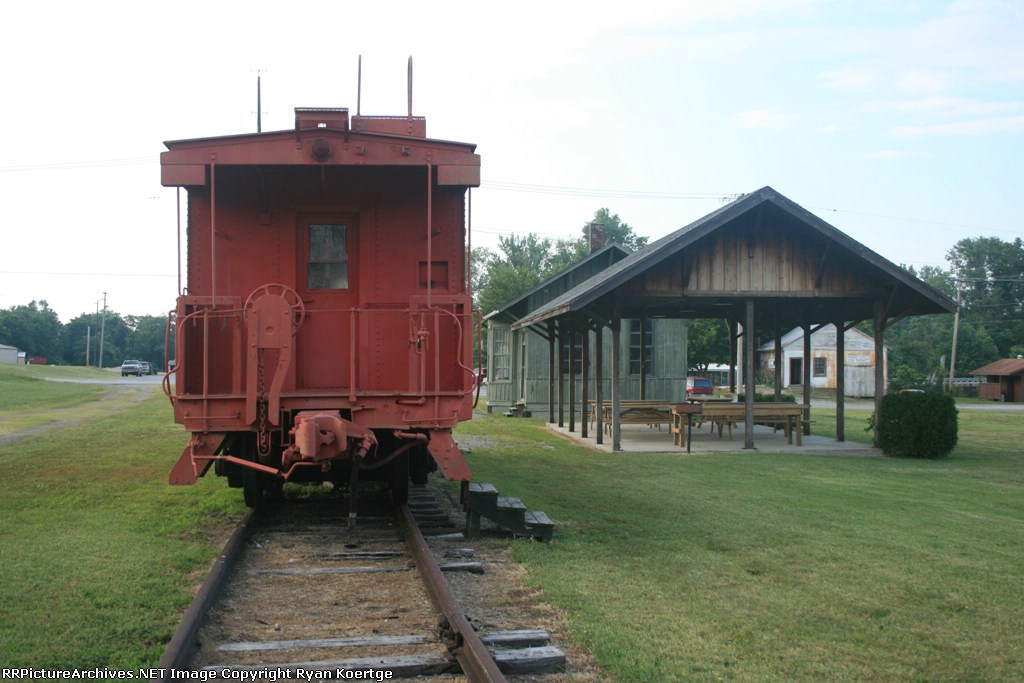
top-left (686, 376), bottom-right (714, 396)
top-left (121, 360), bottom-right (143, 377)
top-left (139, 361), bottom-right (152, 375)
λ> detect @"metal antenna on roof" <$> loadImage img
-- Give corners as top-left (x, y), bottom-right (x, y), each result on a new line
top-left (252, 67), bottom-right (266, 133)
top-left (407, 56), bottom-right (413, 118)
top-left (357, 55), bottom-right (362, 116)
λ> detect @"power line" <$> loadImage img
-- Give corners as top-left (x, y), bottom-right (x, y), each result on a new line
top-left (0, 269), bottom-right (175, 278)
top-left (483, 180), bottom-right (727, 201)
top-left (0, 156), bottom-right (156, 172)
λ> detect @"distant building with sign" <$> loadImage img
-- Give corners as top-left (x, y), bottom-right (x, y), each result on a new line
top-left (756, 325), bottom-right (887, 397)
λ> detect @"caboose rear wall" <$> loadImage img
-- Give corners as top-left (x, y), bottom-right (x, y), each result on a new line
top-left (181, 165), bottom-right (471, 404)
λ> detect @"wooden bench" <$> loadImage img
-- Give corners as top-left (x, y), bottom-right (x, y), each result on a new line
top-left (672, 402), bottom-right (809, 446)
top-left (589, 400), bottom-right (676, 435)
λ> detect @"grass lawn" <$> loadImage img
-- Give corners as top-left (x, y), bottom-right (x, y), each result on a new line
top-left (3, 371), bottom-right (1022, 679)
top-left (0, 365), bottom-right (126, 436)
top-left (458, 408), bottom-right (1024, 681)
top-left (0, 375), bottom-right (244, 667)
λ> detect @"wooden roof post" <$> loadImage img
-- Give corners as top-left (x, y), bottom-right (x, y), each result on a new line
top-left (728, 317), bottom-right (738, 393)
top-left (595, 325), bottom-right (604, 445)
top-left (568, 328), bottom-right (577, 433)
top-left (557, 322), bottom-right (565, 428)
top-left (873, 300), bottom-right (886, 448)
top-left (581, 326), bottom-right (590, 439)
top-left (611, 311), bottom-right (622, 452)
top-left (744, 298), bottom-right (756, 450)
top-left (835, 321), bottom-right (846, 442)
top-left (547, 321), bottom-right (555, 424)
top-left (803, 323), bottom-right (812, 436)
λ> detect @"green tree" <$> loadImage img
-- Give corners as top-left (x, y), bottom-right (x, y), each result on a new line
top-left (125, 315), bottom-right (172, 371)
top-left (63, 310), bottom-right (131, 368)
top-left (947, 236), bottom-right (1024, 359)
top-left (0, 301), bottom-right (64, 362)
top-left (62, 313), bottom-right (103, 366)
top-left (476, 233), bottom-right (556, 317)
top-left (549, 208), bottom-right (650, 273)
top-left (687, 318), bottom-right (730, 372)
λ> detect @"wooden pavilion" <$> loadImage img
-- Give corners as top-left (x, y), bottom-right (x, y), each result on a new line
top-left (511, 187), bottom-right (956, 450)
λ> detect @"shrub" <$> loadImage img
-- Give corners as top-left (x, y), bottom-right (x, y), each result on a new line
top-left (877, 392), bottom-right (958, 458)
top-left (737, 392), bottom-right (797, 403)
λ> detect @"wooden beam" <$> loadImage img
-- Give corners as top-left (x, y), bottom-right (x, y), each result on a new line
top-left (595, 325), bottom-right (604, 445)
top-left (835, 319), bottom-right (846, 442)
top-left (568, 327), bottom-right (576, 433)
top-left (581, 327), bottom-right (590, 439)
top-left (744, 299), bottom-right (755, 450)
top-left (547, 321), bottom-right (555, 423)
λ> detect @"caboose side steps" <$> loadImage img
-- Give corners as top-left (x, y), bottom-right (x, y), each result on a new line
top-left (465, 482), bottom-right (554, 542)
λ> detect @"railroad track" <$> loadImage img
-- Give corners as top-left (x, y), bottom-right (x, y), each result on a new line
top-left (153, 484), bottom-right (565, 681)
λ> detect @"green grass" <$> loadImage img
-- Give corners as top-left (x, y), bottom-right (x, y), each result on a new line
top-left (458, 410), bottom-right (1024, 681)
top-left (4, 374), bottom-right (1023, 678)
top-left (0, 386), bottom-right (244, 667)
top-left (0, 365), bottom-right (122, 435)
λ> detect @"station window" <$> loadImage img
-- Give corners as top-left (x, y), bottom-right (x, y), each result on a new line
top-left (492, 327), bottom-right (511, 381)
top-left (308, 223), bottom-right (349, 289)
top-left (560, 332), bottom-right (584, 376)
top-left (629, 319), bottom-right (653, 376)
top-left (813, 357), bottom-right (827, 378)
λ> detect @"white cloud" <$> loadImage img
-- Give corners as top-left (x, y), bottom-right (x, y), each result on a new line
top-left (864, 150), bottom-right (927, 159)
top-left (889, 115), bottom-right (1024, 136)
top-left (729, 109), bottom-right (795, 129)
top-left (817, 123), bottom-right (840, 134)
top-left (863, 96), bottom-right (1024, 117)
top-left (818, 67), bottom-right (875, 90)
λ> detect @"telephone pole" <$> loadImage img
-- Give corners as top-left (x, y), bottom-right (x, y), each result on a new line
top-left (948, 280), bottom-right (962, 394)
top-left (98, 292), bottom-right (108, 369)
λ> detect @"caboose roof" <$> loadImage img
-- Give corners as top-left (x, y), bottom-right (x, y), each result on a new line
top-left (161, 107), bottom-right (480, 188)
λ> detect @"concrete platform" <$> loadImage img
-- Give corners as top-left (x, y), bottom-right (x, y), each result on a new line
top-left (546, 419), bottom-right (881, 457)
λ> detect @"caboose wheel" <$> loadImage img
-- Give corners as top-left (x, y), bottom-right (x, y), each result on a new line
top-left (242, 467), bottom-right (263, 508)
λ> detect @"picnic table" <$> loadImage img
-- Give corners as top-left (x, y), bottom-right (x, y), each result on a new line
top-left (588, 400), bottom-right (676, 435)
top-left (672, 402), bottom-right (809, 447)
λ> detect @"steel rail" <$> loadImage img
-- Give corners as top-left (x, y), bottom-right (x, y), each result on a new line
top-left (396, 504), bottom-right (508, 683)
top-left (151, 508), bottom-right (258, 680)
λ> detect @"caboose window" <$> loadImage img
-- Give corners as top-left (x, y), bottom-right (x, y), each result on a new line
top-left (308, 223), bottom-right (349, 289)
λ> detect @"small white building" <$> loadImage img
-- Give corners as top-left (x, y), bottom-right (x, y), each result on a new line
top-left (757, 325), bottom-right (887, 397)
top-left (0, 344), bottom-right (20, 365)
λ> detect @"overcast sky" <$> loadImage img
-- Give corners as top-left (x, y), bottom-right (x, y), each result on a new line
top-left (1, 0), bottom-right (1021, 322)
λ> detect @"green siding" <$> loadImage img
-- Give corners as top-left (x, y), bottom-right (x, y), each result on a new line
top-left (488, 319), bottom-right (688, 415)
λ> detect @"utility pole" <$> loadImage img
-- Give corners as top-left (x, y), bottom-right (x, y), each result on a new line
top-left (98, 292), bottom-right (108, 370)
top-left (948, 280), bottom-right (962, 394)
top-left (86, 325), bottom-right (91, 367)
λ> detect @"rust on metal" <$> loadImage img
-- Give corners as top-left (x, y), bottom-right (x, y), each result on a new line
top-left (396, 505), bottom-right (507, 683)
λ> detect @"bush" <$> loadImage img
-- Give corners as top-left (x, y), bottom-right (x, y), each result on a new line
top-left (737, 392), bottom-right (797, 403)
top-left (877, 392), bottom-right (958, 458)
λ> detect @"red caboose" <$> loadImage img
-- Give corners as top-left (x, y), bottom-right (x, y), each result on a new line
top-left (161, 106), bottom-right (480, 510)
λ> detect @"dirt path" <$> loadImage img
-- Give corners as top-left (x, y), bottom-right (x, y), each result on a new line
top-left (0, 379), bottom-right (162, 447)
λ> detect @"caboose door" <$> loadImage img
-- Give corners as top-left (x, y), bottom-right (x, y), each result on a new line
top-left (295, 213), bottom-right (359, 390)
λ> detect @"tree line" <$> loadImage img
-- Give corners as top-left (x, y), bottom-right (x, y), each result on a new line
top-left (0, 302), bottom-right (171, 371)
